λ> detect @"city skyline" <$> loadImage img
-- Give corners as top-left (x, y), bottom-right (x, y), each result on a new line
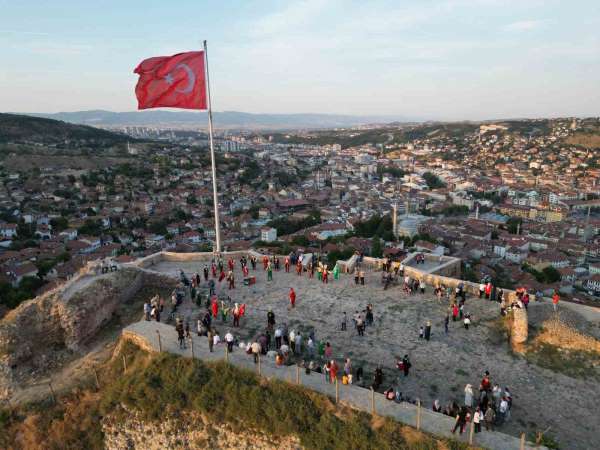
top-left (1, 0), bottom-right (599, 120)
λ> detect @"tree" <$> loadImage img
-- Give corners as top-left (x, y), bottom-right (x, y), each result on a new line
top-left (17, 221), bottom-right (34, 239)
top-left (291, 235), bottom-right (310, 247)
top-left (36, 258), bottom-right (57, 279)
top-left (506, 217), bottom-right (522, 234)
top-left (371, 237), bottom-right (383, 258)
top-left (422, 172), bottom-right (446, 189)
top-left (50, 216), bottom-right (69, 232)
top-left (541, 266), bottom-right (561, 283)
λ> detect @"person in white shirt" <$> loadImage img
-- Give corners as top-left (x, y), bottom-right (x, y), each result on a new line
top-left (251, 341), bottom-right (261, 363)
top-left (498, 397), bottom-right (509, 425)
top-left (212, 332), bottom-right (221, 347)
top-left (289, 330), bottom-right (296, 353)
top-left (294, 332), bottom-right (302, 355)
top-left (473, 406), bottom-right (483, 433)
top-left (307, 338), bottom-right (315, 358)
top-left (225, 332), bottom-right (234, 352)
top-left (492, 384), bottom-right (502, 407)
top-left (463, 315), bottom-right (471, 330)
top-left (274, 327), bottom-right (283, 349)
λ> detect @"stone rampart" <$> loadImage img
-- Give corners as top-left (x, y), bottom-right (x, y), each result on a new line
top-left (0, 267), bottom-right (176, 401)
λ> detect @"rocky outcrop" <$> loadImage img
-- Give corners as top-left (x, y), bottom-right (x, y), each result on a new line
top-left (0, 267), bottom-right (176, 401)
top-left (510, 307), bottom-right (528, 353)
top-left (102, 411), bottom-right (302, 450)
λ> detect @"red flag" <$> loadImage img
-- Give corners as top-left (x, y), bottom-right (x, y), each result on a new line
top-left (134, 51), bottom-right (207, 110)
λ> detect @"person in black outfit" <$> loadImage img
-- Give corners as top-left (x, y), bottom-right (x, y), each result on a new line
top-left (267, 310), bottom-right (275, 331)
top-left (373, 366), bottom-right (384, 390)
top-left (452, 406), bottom-right (468, 434)
top-left (402, 355), bottom-right (411, 376)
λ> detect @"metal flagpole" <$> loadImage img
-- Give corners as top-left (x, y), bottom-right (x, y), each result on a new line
top-left (203, 40), bottom-right (221, 253)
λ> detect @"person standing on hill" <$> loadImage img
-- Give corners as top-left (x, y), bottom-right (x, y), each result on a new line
top-left (267, 310), bottom-right (275, 331)
top-left (274, 326), bottom-right (283, 349)
top-left (424, 321), bottom-right (432, 341)
top-left (402, 355), bottom-right (411, 376)
top-left (452, 406), bottom-right (468, 434)
top-left (552, 291), bottom-right (560, 312)
top-left (373, 365), bottom-right (384, 390)
top-left (464, 384), bottom-right (474, 407)
top-left (289, 287), bottom-right (296, 308)
top-left (225, 331), bottom-right (234, 352)
top-left (251, 341), bottom-right (261, 363)
top-left (176, 319), bottom-right (186, 349)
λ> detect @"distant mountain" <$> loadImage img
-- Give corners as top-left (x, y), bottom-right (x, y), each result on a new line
top-left (21, 110), bottom-right (413, 130)
top-left (0, 113), bottom-right (130, 145)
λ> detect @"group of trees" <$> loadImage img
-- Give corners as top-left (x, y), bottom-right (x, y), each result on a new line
top-left (422, 172), bottom-right (446, 189)
top-left (523, 263), bottom-right (562, 284)
top-left (0, 276), bottom-right (45, 310)
top-left (353, 214), bottom-right (394, 242)
top-left (267, 209), bottom-right (321, 236)
top-left (238, 160), bottom-right (261, 185)
top-left (377, 165), bottom-right (405, 179)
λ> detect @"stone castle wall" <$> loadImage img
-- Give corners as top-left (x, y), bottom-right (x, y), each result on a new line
top-left (0, 267), bottom-right (176, 401)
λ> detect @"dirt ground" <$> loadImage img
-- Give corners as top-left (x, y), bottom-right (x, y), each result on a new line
top-left (148, 258), bottom-right (600, 450)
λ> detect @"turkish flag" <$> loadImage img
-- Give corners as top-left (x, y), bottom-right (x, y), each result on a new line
top-left (134, 51), bottom-right (207, 110)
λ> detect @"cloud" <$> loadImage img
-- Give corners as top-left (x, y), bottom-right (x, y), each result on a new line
top-left (504, 20), bottom-right (545, 31)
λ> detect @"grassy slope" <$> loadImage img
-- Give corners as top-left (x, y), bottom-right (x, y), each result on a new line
top-left (0, 113), bottom-right (129, 145)
top-left (1, 341), bottom-right (475, 450)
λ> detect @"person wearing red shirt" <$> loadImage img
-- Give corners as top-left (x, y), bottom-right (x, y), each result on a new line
top-left (289, 287), bottom-right (296, 308)
top-left (211, 296), bottom-right (219, 318)
top-left (552, 292), bottom-right (559, 312)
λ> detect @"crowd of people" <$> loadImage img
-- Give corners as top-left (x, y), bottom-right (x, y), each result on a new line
top-left (158, 251), bottom-right (529, 438)
top-left (442, 372), bottom-right (513, 435)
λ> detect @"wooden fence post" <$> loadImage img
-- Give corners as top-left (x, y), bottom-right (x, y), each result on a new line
top-left (469, 418), bottom-right (475, 445)
top-left (122, 355), bottom-right (127, 373)
top-left (156, 330), bottom-right (162, 352)
top-left (416, 399), bottom-right (421, 430)
top-left (225, 347), bottom-right (229, 362)
top-left (258, 353), bottom-right (261, 375)
top-left (93, 367), bottom-right (100, 391)
top-left (335, 378), bottom-right (339, 403)
top-left (520, 432), bottom-right (525, 450)
top-left (190, 336), bottom-right (194, 358)
top-left (296, 365), bottom-right (300, 384)
top-left (48, 382), bottom-right (56, 404)
top-left (370, 387), bottom-right (375, 414)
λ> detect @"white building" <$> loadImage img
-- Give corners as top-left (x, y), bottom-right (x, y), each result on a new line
top-left (261, 227), bottom-right (277, 242)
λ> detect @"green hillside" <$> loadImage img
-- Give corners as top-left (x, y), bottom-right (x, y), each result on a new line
top-left (0, 113), bottom-right (129, 146)
top-left (0, 341), bottom-right (474, 450)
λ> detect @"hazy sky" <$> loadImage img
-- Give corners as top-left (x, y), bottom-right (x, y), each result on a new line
top-left (1, 0), bottom-right (599, 120)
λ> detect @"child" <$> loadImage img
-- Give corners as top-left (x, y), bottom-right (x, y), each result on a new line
top-left (464, 315), bottom-right (471, 330)
top-left (419, 326), bottom-right (424, 339)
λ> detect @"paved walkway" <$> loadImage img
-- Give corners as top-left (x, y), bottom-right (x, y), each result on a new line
top-left (122, 321), bottom-right (544, 450)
